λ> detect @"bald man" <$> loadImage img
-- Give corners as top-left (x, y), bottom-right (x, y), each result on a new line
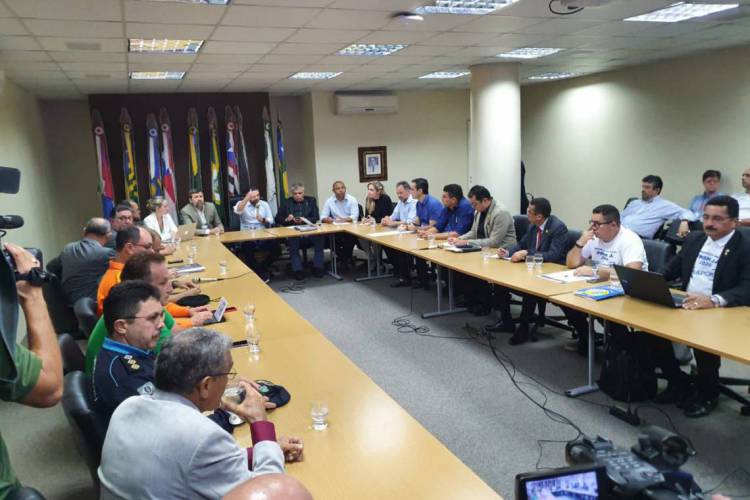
top-left (732, 167), bottom-right (750, 226)
top-left (59, 217), bottom-right (115, 306)
top-left (223, 474), bottom-right (313, 500)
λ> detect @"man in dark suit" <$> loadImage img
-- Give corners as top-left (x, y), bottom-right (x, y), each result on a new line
top-left (490, 198), bottom-right (569, 344)
top-left (180, 189), bottom-right (224, 234)
top-left (276, 182), bottom-right (325, 280)
top-left (648, 195), bottom-right (750, 418)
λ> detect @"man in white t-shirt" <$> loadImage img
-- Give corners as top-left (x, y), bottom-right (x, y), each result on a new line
top-left (731, 166), bottom-right (750, 226)
top-left (563, 204), bottom-right (648, 354)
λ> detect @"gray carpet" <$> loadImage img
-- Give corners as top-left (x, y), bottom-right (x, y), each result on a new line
top-left (2, 264), bottom-right (749, 499)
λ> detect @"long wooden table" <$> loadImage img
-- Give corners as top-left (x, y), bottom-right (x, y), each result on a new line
top-left (172, 235), bottom-right (501, 499)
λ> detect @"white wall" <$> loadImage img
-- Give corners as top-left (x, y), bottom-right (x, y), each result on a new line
top-left (270, 95), bottom-right (317, 197)
top-left (521, 45), bottom-right (750, 229)
top-left (308, 90), bottom-right (470, 204)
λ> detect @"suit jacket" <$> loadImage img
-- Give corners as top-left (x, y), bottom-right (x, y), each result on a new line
top-left (665, 230), bottom-right (750, 306)
top-left (276, 195), bottom-right (320, 226)
top-left (508, 215), bottom-right (569, 264)
top-left (459, 199), bottom-right (517, 249)
top-left (180, 202), bottom-right (223, 229)
top-left (98, 389), bottom-right (284, 500)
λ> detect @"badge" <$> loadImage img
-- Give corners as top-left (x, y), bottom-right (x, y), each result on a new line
top-left (137, 382), bottom-right (155, 396)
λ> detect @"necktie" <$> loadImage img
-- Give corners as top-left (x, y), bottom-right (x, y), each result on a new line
top-left (536, 227), bottom-right (542, 250)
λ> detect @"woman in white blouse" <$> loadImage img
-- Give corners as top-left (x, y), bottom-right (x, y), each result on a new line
top-left (143, 196), bottom-right (178, 242)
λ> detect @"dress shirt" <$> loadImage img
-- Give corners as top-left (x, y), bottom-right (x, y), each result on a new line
top-left (436, 197), bottom-right (474, 234)
top-left (321, 194), bottom-right (359, 221)
top-left (143, 213), bottom-right (178, 241)
top-left (689, 192), bottom-right (723, 218)
top-left (621, 196), bottom-right (695, 238)
top-left (732, 192), bottom-right (750, 220)
top-left (234, 200), bottom-right (274, 230)
top-left (686, 230), bottom-right (734, 306)
top-left (390, 196), bottom-right (417, 224)
top-left (534, 220), bottom-right (548, 250)
top-left (415, 194), bottom-right (443, 227)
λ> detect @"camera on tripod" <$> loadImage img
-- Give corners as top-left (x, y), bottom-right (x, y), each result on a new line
top-left (516, 426), bottom-right (703, 499)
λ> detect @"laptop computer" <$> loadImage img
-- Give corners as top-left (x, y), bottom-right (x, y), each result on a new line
top-left (614, 265), bottom-right (685, 308)
top-left (204, 297), bottom-right (228, 325)
top-left (176, 223), bottom-right (197, 241)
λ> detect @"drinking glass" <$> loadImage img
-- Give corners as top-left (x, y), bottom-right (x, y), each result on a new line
top-left (533, 255), bottom-right (543, 270)
top-left (246, 320), bottom-right (261, 354)
top-left (218, 260), bottom-right (228, 277)
top-left (427, 234), bottom-right (437, 249)
top-left (243, 303), bottom-right (256, 323)
top-left (311, 400), bottom-right (329, 430)
top-left (525, 254), bottom-right (535, 270)
top-left (482, 247), bottom-right (492, 262)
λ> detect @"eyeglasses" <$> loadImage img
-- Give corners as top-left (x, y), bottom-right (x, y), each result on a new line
top-left (211, 371), bottom-right (237, 380)
top-left (133, 242), bottom-right (154, 250)
top-left (589, 219), bottom-right (614, 228)
top-left (123, 311), bottom-right (164, 324)
top-left (702, 214), bottom-right (733, 223)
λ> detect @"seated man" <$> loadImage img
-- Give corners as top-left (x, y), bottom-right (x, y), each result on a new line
top-left (621, 174), bottom-right (696, 239)
top-left (731, 166), bottom-right (750, 227)
top-left (106, 203), bottom-right (135, 248)
top-left (234, 188), bottom-right (279, 282)
top-left (181, 188), bottom-right (225, 234)
top-left (99, 328), bottom-right (302, 499)
top-left (494, 198), bottom-right (569, 344)
top-left (86, 252), bottom-right (213, 375)
top-left (689, 169), bottom-right (723, 219)
top-left (320, 180), bottom-right (359, 271)
top-left (646, 196), bottom-right (750, 418)
top-left (122, 199), bottom-right (141, 225)
top-left (96, 226), bottom-right (153, 315)
top-left (565, 204), bottom-right (648, 354)
top-left (422, 184), bottom-right (474, 241)
top-left (380, 181), bottom-right (417, 229)
top-left (59, 217), bottom-right (114, 307)
top-left (275, 182), bottom-right (325, 280)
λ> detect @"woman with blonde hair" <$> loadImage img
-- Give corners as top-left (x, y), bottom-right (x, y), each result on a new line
top-left (362, 181), bottom-right (392, 224)
top-left (143, 196), bottom-right (178, 242)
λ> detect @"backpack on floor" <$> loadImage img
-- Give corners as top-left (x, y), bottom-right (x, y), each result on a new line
top-left (598, 329), bottom-right (657, 403)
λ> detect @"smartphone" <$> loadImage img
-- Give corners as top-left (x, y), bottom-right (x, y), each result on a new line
top-left (168, 259), bottom-right (184, 264)
top-left (586, 276), bottom-right (608, 283)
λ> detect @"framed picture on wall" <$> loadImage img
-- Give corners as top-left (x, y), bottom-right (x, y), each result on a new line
top-left (358, 146), bottom-right (387, 182)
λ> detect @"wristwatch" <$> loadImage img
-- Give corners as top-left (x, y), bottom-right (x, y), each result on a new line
top-left (710, 295), bottom-right (721, 308)
top-left (574, 242), bottom-right (584, 249)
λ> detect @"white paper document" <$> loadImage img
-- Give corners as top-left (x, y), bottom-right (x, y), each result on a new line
top-left (538, 269), bottom-right (591, 283)
top-left (369, 230), bottom-right (415, 237)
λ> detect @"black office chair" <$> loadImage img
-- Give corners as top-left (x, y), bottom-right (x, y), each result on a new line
top-left (7, 487), bottom-right (46, 500)
top-left (61, 371), bottom-right (106, 492)
top-left (512, 215), bottom-right (529, 240)
top-left (623, 197), bottom-right (638, 209)
top-left (642, 239), bottom-right (675, 275)
top-left (357, 204), bottom-right (364, 222)
top-left (58, 333), bottom-right (85, 374)
top-left (74, 298), bottom-right (98, 339)
top-left (42, 257), bottom-right (79, 336)
top-left (227, 196), bottom-right (243, 231)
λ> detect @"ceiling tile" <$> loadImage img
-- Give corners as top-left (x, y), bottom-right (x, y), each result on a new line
top-left (224, 81), bottom-right (273, 92)
top-left (271, 43), bottom-right (342, 55)
top-left (249, 63), bottom-right (306, 72)
top-left (0, 18), bottom-right (28, 35)
top-left (476, 33), bottom-right (545, 47)
top-left (259, 54), bottom-right (325, 65)
top-left (0, 36), bottom-right (42, 50)
top-left (235, 71), bottom-right (292, 81)
top-left (233, 0), bottom-right (332, 6)
top-left (317, 54), bottom-right (375, 65)
top-left (24, 20), bottom-right (122, 38)
top-left (382, 13), bottom-right (475, 32)
top-left (128, 53), bottom-right (197, 64)
top-left (202, 41), bottom-right (277, 54)
top-left (125, 23), bottom-right (214, 39)
top-left (195, 53), bottom-right (263, 64)
top-left (59, 62), bottom-right (127, 72)
top-left (0, 4), bottom-right (14, 17)
top-left (129, 62), bottom-right (193, 72)
top-left (38, 37), bottom-right (125, 52)
top-left (223, 5), bottom-right (322, 27)
top-left (3, 61), bottom-right (60, 72)
top-left (6, 0), bottom-right (121, 21)
top-left (211, 26), bottom-right (296, 42)
top-left (124, 0), bottom-right (225, 25)
top-left (129, 80), bottom-right (183, 92)
top-left (457, 15), bottom-right (546, 33)
top-left (395, 45), bottom-right (462, 56)
top-left (573, 21), bottom-right (654, 37)
top-left (178, 81), bottom-right (231, 91)
top-left (0, 50), bottom-right (51, 62)
top-left (635, 22), bottom-right (723, 39)
top-left (75, 80), bottom-right (128, 91)
top-left (51, 51), bottom-right (126, 62)
top-left (328, 0), bottom-right (422, 10)
top-left (184, 72), bottom-right (241, 81)
top-left (67, 71), bottom-right (123, 80)
top-left (356, 30), bottom-right (438, 45)
top-left (306, 9), bottom-right (390, 30)
top-left (191, 63), bottom-right (253, 73)
top-left (7, 70), bottom-right (68, 81)
top-left (287, 28), bottom-right (369, 43)
top-left (423, 32), bottom-right (497, 46)
top-left (521, 19), bottom-right (603, 36)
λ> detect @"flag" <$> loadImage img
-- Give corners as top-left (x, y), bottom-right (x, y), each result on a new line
top-left (224, 106), bottom-right (241, 198)
top-left (233, 105), bottom-right (251, 194)
top-left (207, 107), bottom-right (225, 224)
top-left (262, 107), bottom-right (278, 216)
top-left (119, 108), bottom-right (140, 204)
top-left (146, 113), bottom-right (163, 199)
top-left (275, 113), bottom-right (289, 200)
top-left (187, 108), bottom-right (203, 192)
top-left (158, 107), bottom-right (179, 223)
top-left (91, 109), bottom-right (115, 217)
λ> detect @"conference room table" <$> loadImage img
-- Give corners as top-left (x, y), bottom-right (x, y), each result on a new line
top-left (172, 235), bottom-right (501, 499)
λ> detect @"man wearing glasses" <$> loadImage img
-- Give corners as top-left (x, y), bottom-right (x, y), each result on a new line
top-left (564, 204), bottom-right (648, 354)
top-left (645, 196), bottom-right (750, 417)
top-left (96, 226), bottom-right (154, 315)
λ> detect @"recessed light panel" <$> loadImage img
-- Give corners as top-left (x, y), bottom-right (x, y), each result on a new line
top-left (337, 44), bottom-right (407, 56)
top-left (625, 2), bottom-right (738, 22)
top-left (419, 71), bottom-right (470, 79)
top-left (290, 72), bottom-right (342, 80)
top-left (497, 48), bottom-right (563, 59)
top-left (129, 38), bottom-right (204, 54)
top-left (130, 71), bottom-right (185, 80)
top-left (528, 72), bottom-right (578, 81)
top-left (416, 0), bottom-right (519, 15)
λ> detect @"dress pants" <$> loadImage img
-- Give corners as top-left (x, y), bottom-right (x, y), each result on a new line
top-left (644, 334), bottom-right (721, 400)
top-left (241, 240), bottom-right (280, 276)
top-left (333, 233), bottom-right (356, 263)
top-left (287, 235), bottom-right (324, 272)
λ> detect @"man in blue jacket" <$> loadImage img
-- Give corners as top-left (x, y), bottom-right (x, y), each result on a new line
top-left (492, 198), bottom-right (569, 345)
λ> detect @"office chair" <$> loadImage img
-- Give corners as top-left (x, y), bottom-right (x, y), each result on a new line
top-left (58, 333), bottom-right (85, 374)
top-left (7, 487), bottom-right (46, 500)
top-left (73, 298), bottom-right (98, 339)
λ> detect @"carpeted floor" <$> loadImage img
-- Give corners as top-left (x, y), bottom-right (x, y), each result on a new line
top-left (2, 262), bottom-right (749, 499)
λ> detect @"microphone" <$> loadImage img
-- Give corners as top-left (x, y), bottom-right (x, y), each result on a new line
top-left (0, 215), bottom-right (24, 229)
top-left (192, 277), bottom-right (223, 283)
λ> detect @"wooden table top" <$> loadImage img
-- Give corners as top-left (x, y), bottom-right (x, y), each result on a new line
top-left (171, 237), bottom-right (500, 499)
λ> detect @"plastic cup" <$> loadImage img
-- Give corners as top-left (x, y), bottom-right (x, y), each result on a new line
top-left (311, 400), bottom-right (329, 430)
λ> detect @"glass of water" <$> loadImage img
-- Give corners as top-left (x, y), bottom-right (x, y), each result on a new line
top-left (533, 254), bottom-right (543, 270)
top-left (218, 260), bottom-right (228, 277)
top-left (246, 320), bottom-right (261, 354)
top-left (427, 233), bottom-right (437, 249)
top-left (311, 400), bottom-right (329, 430)
top-left (482, 247), bottom-right (492, 262)
top-left (243, 303), bottom-right (256, 323)
top-left (525, 254), bottom-right (535, 270)
top-left (187, 246), bottom-right (196, 264)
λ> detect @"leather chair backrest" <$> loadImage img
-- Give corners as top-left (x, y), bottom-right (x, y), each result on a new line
top-left (643, 238), bottom-right (675, 275)
top-left (41, 275), bottom-right (78, 335)
top-left (565, 229), bottom-right (583, 253)
top-left (58, 333), bottom-right (85, 374)
top-left (228, 196), bottom-right (243, 231)
top-left (513, 215), bottom-right (530, 241)
top-left (358, 204), bottom-right (364, 221)
top-left (61, 371), bottom-right (107, 490)
top-left (7, 487), bottom-right (46, 500)
top-left (73, 297), bottom-right (98, 339)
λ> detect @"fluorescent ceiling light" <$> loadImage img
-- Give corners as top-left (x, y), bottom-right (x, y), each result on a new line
top-left (625, 2), bottom-right (739, 22)
top-left (528, 72), bottom-right (578, 81)
top-left (337, 44), bottom-right (407, 56)
top-left (415, 0), bottom-right (519, 15)
top-left (147, 0), bottom-right (230, 4)
top-left (419, 71), bottom-right (470, 79)
top-left (497, 47), bottom-right (563, 59)
top-left (129, 71), bottom-right (185, 80)
top-left (129, 38), bottom-right (204, 54)
top-left (290, 72), bottom-right (342, 80)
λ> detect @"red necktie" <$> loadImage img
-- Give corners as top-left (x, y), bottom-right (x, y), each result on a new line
top-left (536, 227), bottom-right (542, 250)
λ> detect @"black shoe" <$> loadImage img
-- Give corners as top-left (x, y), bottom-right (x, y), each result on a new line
top-left (313, 268), bottom-right (325, 278)
top-left (653, 381), bottom-right (693, 405)
top-left (509, 325), bottom-right (530, 345)
top-left (486, 320), bottom-right (515, 334)
top-left (390, 279), bottom-right (412, 288)
top-left (683, 397), bottom-right (718, 418)
top-left (293, 270), bottom-right (304, 281)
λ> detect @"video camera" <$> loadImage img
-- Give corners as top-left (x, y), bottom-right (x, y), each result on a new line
top-left (515, 426), bottom-right (703, 499)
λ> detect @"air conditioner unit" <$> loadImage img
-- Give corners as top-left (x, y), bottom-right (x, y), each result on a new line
top-left (335, 92), bottom-right (398, 115)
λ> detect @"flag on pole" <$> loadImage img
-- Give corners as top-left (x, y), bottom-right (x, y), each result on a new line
top-left (207, 107), bottom-right (225, 224)
top-left (187, 108), bottom-right (203, 192)
top-left (158, 107), bottom-right (179, 223)
top-left (224, 106), bottom-right (241, 198)
top-left (91, 109), bottom-right (115, 217)
top-left (275, 112), bottom-right (289, 200)
top-left (233, 105), bottom-right (251, 194)
top-left (262, 107), bottom-right (278, 216)
top-left (119, 108), bottom-right (140, 204)
top-left (146, 113), bottom-right (163, 199)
